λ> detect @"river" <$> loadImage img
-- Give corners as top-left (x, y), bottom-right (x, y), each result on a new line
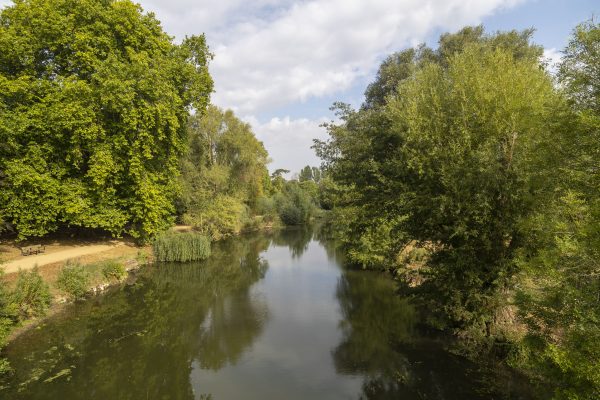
top-left (0, 226), bottom-right (535, 399)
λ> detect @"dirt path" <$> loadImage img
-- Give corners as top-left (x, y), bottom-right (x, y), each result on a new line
top-left (1, 242), bottom-right (123, 274)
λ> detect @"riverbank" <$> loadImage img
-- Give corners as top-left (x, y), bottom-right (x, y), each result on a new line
top-left (0, 225), bottom-right (538, 399)
top-left (0, 234), bottom-right (154, 346)
top-left (0, 222), bottom-right (284, 347)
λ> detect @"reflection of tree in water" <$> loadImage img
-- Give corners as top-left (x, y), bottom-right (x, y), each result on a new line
top-left (270, 225), bottom-right (314, 258)
top-left (333, 269), bottom-right (418, 399)
top-left (2, 236), bottom-right (271, 400)
top-left (194, 248), bottom-right (269, 370)
top-left (313, 222), bottom-right (345, 263)
top-left (333, 268), bottom-right (536, 400)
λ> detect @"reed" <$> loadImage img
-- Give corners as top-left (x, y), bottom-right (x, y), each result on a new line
top-left (153, 232), bottom-right (211, 262)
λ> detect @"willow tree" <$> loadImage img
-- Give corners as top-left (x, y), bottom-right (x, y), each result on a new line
top-left (315, 28), bottom-right (561, 331)
top-left (0, 0), bottom-right (213, 239)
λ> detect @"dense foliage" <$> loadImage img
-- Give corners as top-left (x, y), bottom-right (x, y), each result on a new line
top-left (152, 231), bottom-right (211, 262)
top-left (511, 20), bottom-right (600, 399)
top-left (315, 23), bottom-right (599, 398)
top-left (178, 106), bottom-right (324, 234)
top-left (0, 0), bottom-right (213, 240)
top-left (179, 106), bottom-right (270, 238)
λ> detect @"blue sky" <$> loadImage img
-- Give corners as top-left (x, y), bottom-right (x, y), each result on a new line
top-left (1, 0), bottom-right (597, 172)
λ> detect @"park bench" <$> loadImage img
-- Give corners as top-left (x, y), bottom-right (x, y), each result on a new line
top-left (20, 245), bottom-right (46, 256)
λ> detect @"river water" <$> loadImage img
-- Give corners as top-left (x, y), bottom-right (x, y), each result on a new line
top-left (1, 226), bottom-right (535, 399)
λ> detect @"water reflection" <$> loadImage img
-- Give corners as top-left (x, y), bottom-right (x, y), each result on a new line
top-left (1, 227), bottom-right (535, 400)
top-left (1, 236), bottom-right (270, 399)
top-left (332, 259), bottom-right (534, 399)
top-left (333, 269), bottom-right (418, 399)
top-left (270, 225), bottom-right (314, 258)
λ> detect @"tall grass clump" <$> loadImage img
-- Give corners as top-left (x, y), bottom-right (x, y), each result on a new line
top-left (153, 232), bottom-right (211, 262)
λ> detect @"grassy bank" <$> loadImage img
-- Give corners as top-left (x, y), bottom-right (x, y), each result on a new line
top-left (0, 244), bottom-right (152, 374)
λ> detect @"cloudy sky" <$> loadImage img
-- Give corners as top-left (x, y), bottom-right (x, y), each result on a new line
top-left (1, 0), bottom-right (597, 172)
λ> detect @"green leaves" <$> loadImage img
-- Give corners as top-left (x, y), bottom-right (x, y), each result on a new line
top-left (0, 0), bottom-right (213, 240)
top-left (179, 106), bottom-right (269, 238)
top-left (319, 22), bottom-right (599, 399)
top-left (56, 264), bottom-right (91, 301)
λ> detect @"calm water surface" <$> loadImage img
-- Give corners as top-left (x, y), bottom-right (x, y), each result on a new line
top-left (1, 226), bottom-right (534, 399)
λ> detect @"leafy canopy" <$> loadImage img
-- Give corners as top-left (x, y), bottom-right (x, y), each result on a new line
top-left (0, 0), bottom-right (213, 239)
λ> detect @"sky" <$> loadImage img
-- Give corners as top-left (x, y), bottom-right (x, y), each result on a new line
top-left (1, 0), bottom-right (598, 173)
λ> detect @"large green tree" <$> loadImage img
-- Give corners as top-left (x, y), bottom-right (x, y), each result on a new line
top-left (315, 27), bottom-right (557, 330)
top-left (0, 0), bottom-right (213, 239)
top-left (316, 23), bottom-right (599, 398)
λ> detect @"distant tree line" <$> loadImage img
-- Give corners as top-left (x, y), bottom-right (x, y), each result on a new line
top-left (315, 22), bottom-right (599, 399)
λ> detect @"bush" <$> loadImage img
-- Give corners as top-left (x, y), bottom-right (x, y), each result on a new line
top-left (56, 264), bottom-right (90, 301)
top-left (279, 202), bottom-right (305, 225)
top-left (0, 273), bottom-right (15, 375)
top-left (153, 232), bottom-right (211, 262)
top-left (136, 249), bottom-right (150, 265)
top-left (101, 260), bottom-right (127, 282)
top-left (275, 184), bottom-right (314, 225)
top-left (10, 267), bottom-right (51, 320)
top-left (0, 357), bottom-right (10, 375)
top-left (255, 196), bottom-right (277, 216)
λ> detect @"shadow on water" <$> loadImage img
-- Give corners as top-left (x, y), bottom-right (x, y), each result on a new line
top-left (325, 224), bottom-right (536, 399)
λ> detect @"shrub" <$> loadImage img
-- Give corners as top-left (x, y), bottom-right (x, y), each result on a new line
top-left (0, 272), bottom-right (17, 375)
top-left (153, 232), bottom-right (211, 262)
top-left (10, 267), bottom-right (51, 320)
top-left (56, 264), bottom-right (90, 301)
top-left (255, 197), bottom-right (278, 220)
top-left (275, 184), bottom-right (314, 225)
top-left (101, 260), bottom-right (127, 282)
top-left (0, 274), bottom-right (15, 375)
top-left (0, 357), bottom-right (10, 375)
top-left (279, 202), bottom-right (305, 225)
top-left (136, 249), bottom-right (150, 265)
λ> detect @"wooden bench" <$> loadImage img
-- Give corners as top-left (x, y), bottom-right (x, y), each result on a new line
top-left (20, 245), bottom-right (46, 256)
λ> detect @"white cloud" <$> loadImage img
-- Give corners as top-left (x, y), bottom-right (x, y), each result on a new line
top-left (138, 0), bottom-right (525, 114)
top-left (245, 115), bottom-right (330, 173)
top-left (138, 0), bottom-right (526, 170)
top-left (1, 0), bottom-right (528, 171)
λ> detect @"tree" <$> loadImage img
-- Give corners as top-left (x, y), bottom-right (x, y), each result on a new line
top-left (180, 106), bottom-right (269, 238)
top-left (0, 0), bottom-right (213, 240)
top-left (316, 22), bottom-right (599, 398)
top-left (311, 167), bottom-right (322, 183)
top-left (315, 27), bottom-right (557, 329)
top-left (298, 165), bottom-right (313, 182)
